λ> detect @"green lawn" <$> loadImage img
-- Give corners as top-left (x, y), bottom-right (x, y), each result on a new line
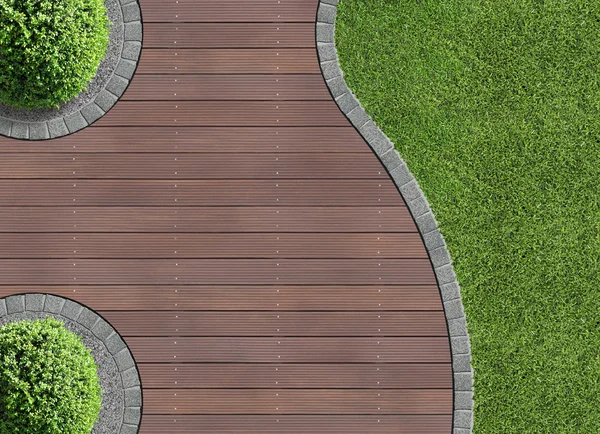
top-left (335, 0), bottom-right (600, 432)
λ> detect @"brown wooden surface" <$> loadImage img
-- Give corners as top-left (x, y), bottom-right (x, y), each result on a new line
top-left (0, 0), bottom-right (452, 432)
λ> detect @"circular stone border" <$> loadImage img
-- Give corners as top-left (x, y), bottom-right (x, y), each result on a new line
top-left (316, 2), bottom-right (474, 433)
top-left (0, 0), bottom-right (143, 141)
top-left (0, 293), bottom-right (142, 434)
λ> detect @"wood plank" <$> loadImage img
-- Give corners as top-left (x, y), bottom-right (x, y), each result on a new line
top-left (0, 259), bottom-right (435, 285)
top-left (139, 0), bottom-right (318, 23)
top-left (0, 233), bottom-right (426, 259)
top-left (0, 285), bottom-right (442, 311)
top-left (142, 389), bottom-right (452, 415)
top-left (138, 363), bottom-right (452, 389)
top-left (137, 49), bottom-right (320, 74)
top-left (0, 127), bottom-right (368, 153)
top-left (0, 180), bottom-right (402, 206)
top-left (123, 74), bottom-right (329, 101)
top-left (0, 154), bottom-right (385, 179)
top-left (143, 23), bottom-right (315, 48)
top-left (102, 311), bottom-right (448, 337)
top-left (138, 415), bottom-right (452, 434)
top-left (96, 101), bottom-right (348, 127)
top-left (127, 337), bottom-right (451, 362)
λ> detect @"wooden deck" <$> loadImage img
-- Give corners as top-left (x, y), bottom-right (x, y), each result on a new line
top-left (0, 0), bottom-right (452, 432)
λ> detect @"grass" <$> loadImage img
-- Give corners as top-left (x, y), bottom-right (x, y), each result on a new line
top-left (335, 0), bottom-right (600, 432)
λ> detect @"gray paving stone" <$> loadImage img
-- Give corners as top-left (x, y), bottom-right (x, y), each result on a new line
top-left (64, 112), bottom-right (87, 133)
top-left (448, 316), bottom-right (468, 337)
top-left (92, 318), bottom-right (114, 341)
top-left (47, 118), bottom-right (69, 138)
top-left (454, 391), bottom-right (474, 410)
top-left (61, 299), bottom-right (83, 321)
top-left (454, 372), bottom-right (473, 391)
top-left (0, 117), bottom-right (11, 136)
top-left (119, 0), bottom-right (136, 5)
top-left (379, 149), bottom-right (401, 172)
top-left (436, 263), bottom-right (457, 285)
top-left (316, 23), bottom-right (334, 43)
top-left (399, 179), bottom-right (421, 202)
top-left (455, 410), bottom-right (474, 428)
top-left (29, 122), bottom-right (49, 140)
top-left (430, 246), bottom-right (451, 268)
top-left (360, 121), bottom-right (393, 154)
top-left (121, 366), bottom-right (140, 388)
top-left (321, 0), bottom-right (339, 4)
top-left (389, 162), bottom-right (413, 188)
top-left (95, 89), bottom-right (118, 112)
top-left (454, 429), bottom-right (471, 434)
top-left (44, 294), bottom-right (66, 314)
top-left (0, 299), bottom-right (6, 317)
top-left (115, 348), bottom-right (135, 372)
top-left (120, 424), bottom-right (138, 434)
top-left (6, 295), bottom-right (25, 314)
top-left (115, 58), bottom-right (138, 80)
top-left (122, 41), bottom-right (142, 61)
top-left (124, 386), bottom-right (142, 407)
top-left (318, 3), bottom-right (336, 24)
top-left (453, 354), bottom-right (472, 373)
top-left (125, 22), bottom-right (142, 42)
top-left (336, 92), bottom-right (359, 114)
top-left (327, 76), bottom-right (347, 99)
top-left (444, 298), bottom-right (465, 319)
top-left (317, 42), bottom-right (337, 62)
top-left (451, 336), bottom-right (471, 355)
top-left (321, 60), bottom-right (342, 80)
top-left (440, 281), bottom-right (461, 302)
top-left (407, 196), bottom-right (430, 218)
top-left (105, 332), bottom-right (127, 355)
top-left (106, 75), bottom-right (129, 98)
top-left (77, 308), bottom-right (100, 330)
top-left (415, 212), bottom-right (437, 235)
top-left (423, 229), bottom-right (445, 251)
top-left (81, 103), bottom-right (105, 124)
top-left (347, 106), bottom-right (371, 128)
top-left (123, 407), bottom-right (141, 425)
top-left (11, 121), bottom-right (29, 139)
top-left (25, 293), bottom-right (45, 311)
top-left (122, 2), bottom-right (141, 22)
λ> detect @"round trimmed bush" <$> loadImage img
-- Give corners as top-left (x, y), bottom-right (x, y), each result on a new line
top-left (0, 317), bottom-right (102, 434)
top-left (0, 0), bottom-right (110, 109)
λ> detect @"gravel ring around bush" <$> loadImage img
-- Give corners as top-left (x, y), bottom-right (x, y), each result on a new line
top-left (0, 294), bottom-right (142, 434)
top-left (0, 0), bottom-right (142, 141)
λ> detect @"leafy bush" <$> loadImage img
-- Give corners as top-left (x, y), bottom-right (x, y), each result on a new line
top-left (0, 0), bottom-right (110, 109)
top-left (0, 317), bottom-right (102, 434)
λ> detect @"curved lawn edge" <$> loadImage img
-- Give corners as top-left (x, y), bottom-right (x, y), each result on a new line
top-left (316, 1), bottom-right (474, 432)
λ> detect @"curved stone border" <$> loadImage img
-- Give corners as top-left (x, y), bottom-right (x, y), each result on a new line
top-left (316, 1), bottom-right (474, 432)
top-left (0, 0), bottom-right (142, 141)
top-left (0, 293), bottom-right (142, 434)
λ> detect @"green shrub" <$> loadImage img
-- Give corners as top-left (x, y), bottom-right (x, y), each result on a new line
top-left (0, 0), bottom-right (111, 109)
top-left (0, 317), bottom-right (102, 434)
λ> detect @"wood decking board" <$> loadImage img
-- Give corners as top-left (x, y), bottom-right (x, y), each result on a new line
top-left (0, 0), bottom-right (452, 432)
top-left (137, 49), bottom-right (320, 74)
top-left (139, 0), bottom-right (318, 23)
top-left (122, 74), bottom-right (330, 101)
top-left (0, 207), bottom-right (416, 233)
top-left (0, 233), bottom-right (427, 258)
top-left (0, 286), bottom-right (442, 311)
top-left (143, 23), bottom-right (316, 48)
top-left (137, 415), bottom-right (452, 434)
top-left (137, 363), bottom-right (452, 388)
top-left (0, 154), bottom-right (386, 179)
top-left (0, 127), bottom-right (368, 153)
top-left (95, 101), bottom-right (348, 126)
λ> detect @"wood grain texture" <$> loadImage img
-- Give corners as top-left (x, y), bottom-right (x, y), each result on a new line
top-left (0, 0), bottom-right (452, 431)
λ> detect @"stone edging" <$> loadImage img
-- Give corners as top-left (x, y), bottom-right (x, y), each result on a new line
top-left (316, 1), bottom-right (474, 432)
top-left (0, 293), bottom-right (142, 434)
top-left (0, 0), bottom-right (142, 141)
